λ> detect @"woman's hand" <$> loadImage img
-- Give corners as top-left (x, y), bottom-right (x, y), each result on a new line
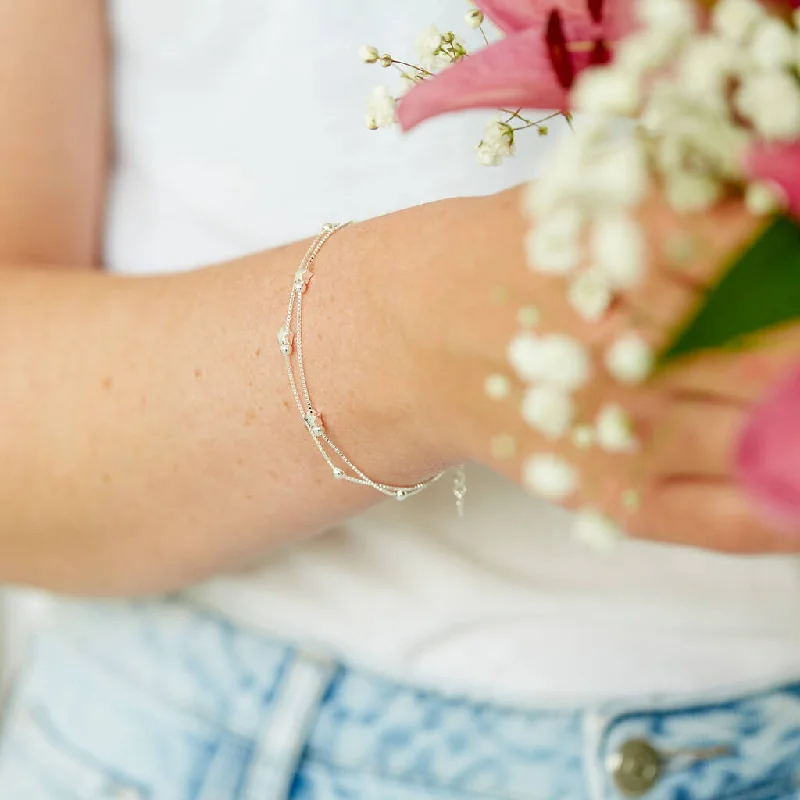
top-left (391, 186), bottom-right (800, 554)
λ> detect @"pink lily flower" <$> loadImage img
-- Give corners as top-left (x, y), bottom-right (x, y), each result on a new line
top-left (736, 135), bottom-right (800, 529)
top-left (398, 0), bottom-right (635, 131)
top-left (745, 140), bottom-right (800, 221)
top-left (736, 364), bottom-right (800, 533)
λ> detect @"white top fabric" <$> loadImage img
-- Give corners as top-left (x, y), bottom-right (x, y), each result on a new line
top-left (105, 0), bottom-right (800, 702)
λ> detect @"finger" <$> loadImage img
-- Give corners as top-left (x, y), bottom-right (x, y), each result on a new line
top-left (641, 193), bottom-right (761, 290)
top-left (656, 325), bottom-right (800, 403)
top-left (618, 276), bottom-right (701, 351)
top-left (628, 480), bottom-right (800, 554)
top-left (469, 356), bottom-right (646, 507)
top-left (609, 198), bottom-right (759, 348)
top-left (645, 399), bottom-right (745, 479)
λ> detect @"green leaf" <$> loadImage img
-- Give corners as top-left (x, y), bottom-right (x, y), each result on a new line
top-left (661, 214), bottom-right (800, 364)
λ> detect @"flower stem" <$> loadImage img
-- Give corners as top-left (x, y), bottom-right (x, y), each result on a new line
top-left (391, 59), bottom-right (433, 77)
top-left (507, 110), bottom-right (564, 133)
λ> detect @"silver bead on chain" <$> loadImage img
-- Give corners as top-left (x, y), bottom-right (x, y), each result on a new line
top-left (279, 222), bottom-right (466, 511)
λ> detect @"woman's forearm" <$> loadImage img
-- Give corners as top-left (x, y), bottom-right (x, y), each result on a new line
top-left (0, 198), bottom-right (480, 595)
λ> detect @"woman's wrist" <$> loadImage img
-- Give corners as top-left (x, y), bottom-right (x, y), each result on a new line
top-left (378, 188), bottom-right (528, 470)
top-left (279, 213), bottom-right (459, 489)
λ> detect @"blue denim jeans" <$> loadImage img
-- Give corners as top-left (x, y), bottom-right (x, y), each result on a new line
top-left (0, 599), bottom-right (799, 800)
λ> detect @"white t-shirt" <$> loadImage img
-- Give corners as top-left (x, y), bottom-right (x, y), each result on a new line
top-left (105, 0), bottom-right (800, 702)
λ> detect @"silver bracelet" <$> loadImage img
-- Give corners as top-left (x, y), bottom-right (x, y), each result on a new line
top-left (278, 222), bottom-right (466, 514)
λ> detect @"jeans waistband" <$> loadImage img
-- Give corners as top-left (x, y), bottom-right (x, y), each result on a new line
top-left (32, 598), bottom-right (800, 800)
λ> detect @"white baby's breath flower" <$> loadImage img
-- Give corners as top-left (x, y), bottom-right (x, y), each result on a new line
top-left (664, 171), bottom-right (724, 213)
top-left (640, 80), bottom-right (688, 134)
top-left (706, 122), bottom-right (754, 181)
top-left (507, 333), bottom-right (542, 383)
top-left (517, 306), bottom-right (541, 329)
top-left (476, 118), bottom-right (515, 166)
top-left (591, 213), bottom-right (647, 290)
top-left (525, 207), bottom-right (583, 275)
top-left (359, 45), bottom-right (380, 64)
top-left (523, 453), bottom-right (579, 501)
top-left (737, 72), bottom-right (800, 141)
top-left (568, 269), bottom-right (613, 322)
top-left (581, 142), bottom-right (650, 210)
top-left (596, 404), bottom-right (638, 453)
top-left (573, 509), bottom-right (625, 552)
top-left (572, 67), bottom-right (641, 116)
top-left (365, 85), bottom-right (397, 129)
top-left (522, 137), bottom-right (586, 218)
top-left (616, 29), bottom-right (680, 74)
top-left (521, 178), bottom-right (556, 219)
top-left (416, 24), bottom-right (443, 53)
top-left (652, 109), bottom-right (752, 181)
top-left (484, 374), bottom-right (512, 401)
top-left (398, 72), bottom-right (418, 96)
top-left (678, 35), bottom-right (739, 107)
top-left (571, 425), bottom-right (595, 449)
top-left (483, 118), bottom-right (514, 152)
top-left (570, 114), bottom-right (613, 150)
top-left (476, 144), bottom-right (502, 166)
top-left (521, 385), bottom-right (574, 440)
top-left (637, 0), bottom-right (697, 36)
top-left (507, 331), bottom-right (593, 389)
top-left (415, 24), bottom-right (448, 71)
top-left (654, 136), bottom-right (687, 174)
top-left (796, 32), bottom-right (800, 72)
top-left (466, 8), bottom-right (484, 28)
top-left (522, 173), bottom-right (574, 219)
top-left (746, 181), bottom-right (785, 216)
top-left (530, 334), bottom-right (593, 391)
top-left (605, 333), bottom-right (654, 385)
top-left (749, 18), bottom-right (796, 70)
top-left (712, 0), bottom-right (765, 42)
top-left (642, 81), bottom-right (750, 177)
top-left (622, 489), bottom-right (641, 511)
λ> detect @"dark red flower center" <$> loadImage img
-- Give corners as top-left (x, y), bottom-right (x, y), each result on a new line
top-left (545, 0), bottom-right (611, 91)
top-left (587, 0), bottom-right (605, 23)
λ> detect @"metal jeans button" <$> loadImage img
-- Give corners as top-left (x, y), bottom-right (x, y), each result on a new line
top-left (609, 738), bottom-right (662, 797)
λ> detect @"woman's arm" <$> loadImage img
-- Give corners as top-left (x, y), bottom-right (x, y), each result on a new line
top-left (0, 0), bottom-right (108, 266)
top-left (0, 0), bottom-right (445, 594)
top-left (7, 191), bottom-right (800, 596)
top-left (0, 208), bottom-right (468, 596)
top-left (2, 1), bottom-right (798, 597)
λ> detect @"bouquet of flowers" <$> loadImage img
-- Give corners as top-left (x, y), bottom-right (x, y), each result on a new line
top-left (362, 0), bottom-right (800, 541)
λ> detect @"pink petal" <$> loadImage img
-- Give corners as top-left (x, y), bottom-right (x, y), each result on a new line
top-left (399, 0), bottom-right (638, 131)
top-left (736, 363), bottom-right (800, 534)
top-left (475, 0), bottom-right (586, 34)
top-left (605, 0), bottom-right (638, 39)
top-left (745, 141), bottom-right (800, 221)
top-left (398, 21), bottom-right (594, 131)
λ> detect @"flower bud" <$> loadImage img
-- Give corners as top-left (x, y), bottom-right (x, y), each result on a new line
top-left (359, 45), bottom-right (379, 64)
